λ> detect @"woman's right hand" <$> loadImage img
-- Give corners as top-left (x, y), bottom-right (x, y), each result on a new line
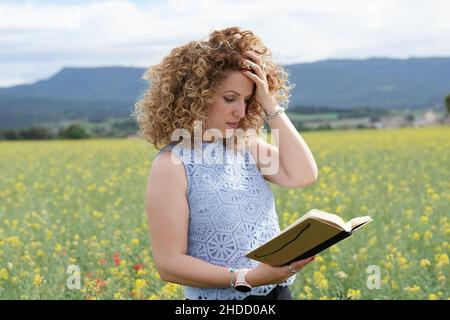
top-left (246, 256), bottom-right (316, 287)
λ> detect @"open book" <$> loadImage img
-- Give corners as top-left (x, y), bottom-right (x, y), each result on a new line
top-left (245, 209), bottom-right (373, 267)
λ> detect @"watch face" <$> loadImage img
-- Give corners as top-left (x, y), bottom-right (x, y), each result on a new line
top-left (235, 284), bottom-right (252, 293)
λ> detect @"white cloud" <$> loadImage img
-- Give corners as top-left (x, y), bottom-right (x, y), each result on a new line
top-left (0, 0), bottom-right (449, 87)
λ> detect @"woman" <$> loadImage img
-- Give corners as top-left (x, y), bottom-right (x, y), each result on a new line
top-left (133, 26), bottom-right (318, 300)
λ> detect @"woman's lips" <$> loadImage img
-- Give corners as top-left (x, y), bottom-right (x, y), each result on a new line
top-left (226, 122), bottom-right (238, 129)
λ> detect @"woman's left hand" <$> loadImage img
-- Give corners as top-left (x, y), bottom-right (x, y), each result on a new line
top-left (241, 50), bottom-right (277, 113)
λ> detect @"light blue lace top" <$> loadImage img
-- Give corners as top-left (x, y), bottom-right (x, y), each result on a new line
top-left (155, 139), bottom-right (295, 300)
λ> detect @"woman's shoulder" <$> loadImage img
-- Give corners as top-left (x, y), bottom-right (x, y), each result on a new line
top-left (155, 142), bottom-right (176, 157)
top-left (150, 145), bottom-right (188, 192)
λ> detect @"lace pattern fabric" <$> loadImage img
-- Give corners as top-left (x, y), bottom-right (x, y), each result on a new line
top-left (155, 140), bottom-right (295, 300)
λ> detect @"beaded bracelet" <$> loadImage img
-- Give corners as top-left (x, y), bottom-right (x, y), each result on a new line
top-left (263, 106), bottom-right (286, 124)
top-left (228, 268), bottom-right (236, 288)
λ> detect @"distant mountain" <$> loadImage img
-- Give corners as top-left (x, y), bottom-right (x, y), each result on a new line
top-left (1, 67), bottom-right (146, 101)
top-left (0, 67), bottom-right (147, 129)
top-left (285, 57), bottom-right (450, 109)
top-left (1, 58), bottom-right (449, 129)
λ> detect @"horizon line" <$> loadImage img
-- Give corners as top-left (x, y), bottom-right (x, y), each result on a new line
top-left (1, 54), bottom-right (449, 89)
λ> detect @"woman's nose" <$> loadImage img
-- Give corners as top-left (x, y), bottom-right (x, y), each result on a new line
top-left (234, 102), bottom-right (246, 118)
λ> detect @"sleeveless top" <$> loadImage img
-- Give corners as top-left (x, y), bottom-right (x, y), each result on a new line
top-left (155, 139), bottom-right (296, 300)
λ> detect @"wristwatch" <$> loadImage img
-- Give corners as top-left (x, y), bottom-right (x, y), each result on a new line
top-left (234, 268), bottom-right (252, 293)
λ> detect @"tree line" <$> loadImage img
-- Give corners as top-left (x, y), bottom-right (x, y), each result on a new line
top-left (0, 124), bottom-right (90, 140)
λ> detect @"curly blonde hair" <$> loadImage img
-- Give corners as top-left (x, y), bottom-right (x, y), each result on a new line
top-left (133, 26), bottom-right (294, 149)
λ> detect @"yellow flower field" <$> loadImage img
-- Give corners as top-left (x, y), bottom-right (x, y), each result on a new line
top-left (0, 126), bottom-right (448, 299)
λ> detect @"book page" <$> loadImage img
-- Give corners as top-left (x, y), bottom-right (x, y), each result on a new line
top-left (347, 216), bottom-right (373, 231)
top-left (280, 209), bottom-right (347, 234)
top-left (310, 210), bottom-right (347, 230)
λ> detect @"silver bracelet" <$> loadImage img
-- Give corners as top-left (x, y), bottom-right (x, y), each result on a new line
top-left (263, 106), bottom-right (286, 123)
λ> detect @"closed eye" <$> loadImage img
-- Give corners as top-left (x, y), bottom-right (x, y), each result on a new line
top-left (224, 97), bottom-right (250, 104)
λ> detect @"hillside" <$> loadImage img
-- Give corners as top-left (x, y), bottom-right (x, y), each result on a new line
top-left (1, 57), bottom-right (449, 129)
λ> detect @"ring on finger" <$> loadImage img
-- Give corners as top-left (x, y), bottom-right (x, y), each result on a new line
top-left (288, 264), bottom-right (296, 274)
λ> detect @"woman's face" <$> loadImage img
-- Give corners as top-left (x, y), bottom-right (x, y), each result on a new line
top-left (205, 70), bottom-right (255, 140)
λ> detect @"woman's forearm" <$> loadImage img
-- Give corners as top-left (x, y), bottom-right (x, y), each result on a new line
top-left (158, 254), bottom-right (237, 288)
top-left (264, 100), bottom-right (319, 185)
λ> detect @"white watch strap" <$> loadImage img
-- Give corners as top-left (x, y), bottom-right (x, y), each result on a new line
top-left (236, 268), bottom-right (249, 285)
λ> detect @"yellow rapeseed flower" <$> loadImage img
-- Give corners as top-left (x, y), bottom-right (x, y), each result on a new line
top-left (390, 281), bottom-right (398, 290)
top-left (387, 183), bottom-right (394, 193)
top-left (54, 243), bottom-right (62, 253)
top-left (303, 286), bottom-right (313, 300)
top-left (33, 274), bottom-right (44, 287)
top-left (161, 283), bottom-right (181, 299)
top-left (314, 256), bottom-right (324, 263)
top-left (36, 250), bottom-right (45, 258)
top-left (404, 285), bottom-right (421, 294)
top-left (0, 268), bottom-right (9, 280)
top-left (322, 166), bottom-right (332, 174)
top-left (420, 259), bottom-right (431, 267)
top-left (420, 216), bottom-right (428, 224)
top-left (335, 205), bottom-right (345, 214)
top-left (137, 269), bottom-right (147, 276)
top-left (7, 236), bottom-right (20, 246)
top-left (431, 194), bottom-right (440, 201)
top-left (398, 256), bottom-right (409, 270)
top-left (435, 253), bottom-right (449, 268)
top-left (411, 232), bottom-right (420, 240)
top-left (92, 210), bottom-right (104, 219)
top-left (404, 209), bottom-right (413, 218)
top-left (347, 288), bottom-right (361, 299)
top-left (135, 279), bottom-right (146, 290)
top-left (313, 271), bottom-right (329, 290)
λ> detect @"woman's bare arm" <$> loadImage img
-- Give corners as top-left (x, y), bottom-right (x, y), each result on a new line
top-left (146, 150), bottom-right (234, 288)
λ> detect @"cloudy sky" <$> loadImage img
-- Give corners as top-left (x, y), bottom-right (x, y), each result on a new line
top-left (1, 0), bottom-right (449, 87)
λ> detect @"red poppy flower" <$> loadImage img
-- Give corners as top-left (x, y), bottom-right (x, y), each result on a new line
top-left (133, 263), bottom-right (144, 271)
top-left (113, 252), bottom-right (121, 266)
